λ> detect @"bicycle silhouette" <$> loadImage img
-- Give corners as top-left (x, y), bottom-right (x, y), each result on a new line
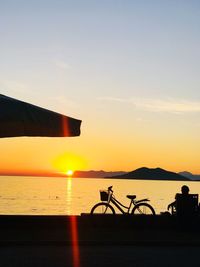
top-left (91, 186), bottom-right (156, 215)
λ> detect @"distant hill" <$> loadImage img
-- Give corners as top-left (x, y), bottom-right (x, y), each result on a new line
top-left (108, 167), bottom-right (190, 181)
top-left (179, 171), bottom-right (200, 181)
top-left (73, 170), bottom-right (127, 178)
top-left (1, 168), bottom-right (198, 180)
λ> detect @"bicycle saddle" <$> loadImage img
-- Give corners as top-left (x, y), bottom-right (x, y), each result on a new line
top-left (126, 195), bottom-right (136, 200)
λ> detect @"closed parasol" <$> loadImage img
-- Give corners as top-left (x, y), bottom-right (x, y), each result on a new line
top-left (0, 94), bottom-right (81, 137)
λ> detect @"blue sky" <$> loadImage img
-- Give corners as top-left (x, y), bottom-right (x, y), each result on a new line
top-left (0, 1), bottom-right (200, 173)
top-left (1, 1), bottom-right (200, 100)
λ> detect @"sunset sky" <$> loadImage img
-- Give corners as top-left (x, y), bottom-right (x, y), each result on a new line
top-left (0, 1), bottom-right (200, 175)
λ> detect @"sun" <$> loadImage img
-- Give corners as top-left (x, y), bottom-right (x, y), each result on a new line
top-left (53, 153), bottom-right (87, 175)
top-left (66, 170), bottom-right (74, 177)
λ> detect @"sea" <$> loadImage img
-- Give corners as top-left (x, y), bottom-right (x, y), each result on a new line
top-left (0, 176), bottom-right (200, 215)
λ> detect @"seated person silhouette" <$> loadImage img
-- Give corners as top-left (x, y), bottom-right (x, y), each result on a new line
top-left (167, 185), bottom-right (198, 217)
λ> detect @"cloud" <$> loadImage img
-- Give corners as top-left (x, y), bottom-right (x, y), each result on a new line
top-left (99, 96), bottom-right (200, 114)
top-left (46, 95), bottom-right (79, 114)
top-left (55, 60), bottom-right (71, 70)
top-left (131, 98), bottom-right (200, 113)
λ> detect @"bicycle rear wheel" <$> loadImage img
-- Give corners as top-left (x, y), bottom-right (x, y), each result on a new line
top-left (132, 203), bottom-right (155, 215)
top-left (90, 202), bottom-right (115, 214)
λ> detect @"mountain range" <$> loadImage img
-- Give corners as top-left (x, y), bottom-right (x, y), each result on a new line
top-left (73, 170), bottom-right (126, 178)
top-left (1, 168), bottom-right (198, 181)
top-left (73, 167), bottom-right (200, 181)
top-left (178, 171), bottom-right (200, 181)
top-left (108, 167), bottom-right (189, 180)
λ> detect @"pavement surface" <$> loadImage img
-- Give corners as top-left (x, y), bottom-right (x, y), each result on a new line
top-left (1, 245), bottom-right (200, 267)
top-left (0, 215), bottom-right (200, 267)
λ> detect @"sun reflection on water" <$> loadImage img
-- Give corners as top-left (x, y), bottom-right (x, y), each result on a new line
top-left (66, 177), bottom-right (72, 214)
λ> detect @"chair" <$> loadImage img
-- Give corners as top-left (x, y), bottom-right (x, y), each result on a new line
top-left (176, 193), bottom-right (199, 218)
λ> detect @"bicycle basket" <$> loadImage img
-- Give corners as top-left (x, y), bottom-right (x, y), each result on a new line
top-left (100, 190), bottom-right (109, 201)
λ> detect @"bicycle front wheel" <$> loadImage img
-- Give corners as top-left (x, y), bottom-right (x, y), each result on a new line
top-left (132, 203), bottom-right (156, 215)
top-left (90, 202), bottom-right (115, 214)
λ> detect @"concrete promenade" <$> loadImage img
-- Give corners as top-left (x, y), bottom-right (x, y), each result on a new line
top-left (0, 214), bottom-right (200, 266)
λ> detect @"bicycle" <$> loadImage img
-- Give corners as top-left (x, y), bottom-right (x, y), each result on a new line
top-left (90, 186), bottom-right (156, 215)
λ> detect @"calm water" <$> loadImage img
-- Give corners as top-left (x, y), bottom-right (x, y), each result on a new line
top-left (0, 176), bottom-right (200, 215)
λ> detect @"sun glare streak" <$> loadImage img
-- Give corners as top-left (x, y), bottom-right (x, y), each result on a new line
top-left (66, 178), bottom-right (80, 267)
top-left (62, 116), bottom-right (69, 136)
top-left (70, 216), bottom-right (80, 267)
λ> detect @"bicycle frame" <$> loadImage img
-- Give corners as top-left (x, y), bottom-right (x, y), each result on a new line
top-left (107, 191), bottom-right (134, 214)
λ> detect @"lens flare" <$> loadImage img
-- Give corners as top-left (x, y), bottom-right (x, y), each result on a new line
top-left (70, 216), bottom-right (80, 267)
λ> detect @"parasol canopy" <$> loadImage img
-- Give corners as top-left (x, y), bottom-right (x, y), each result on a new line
top-left (0, 94), bottom-right (81, 137)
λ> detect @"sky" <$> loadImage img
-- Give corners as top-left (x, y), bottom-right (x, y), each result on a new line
top-left (0, 0), bottom-right (200, 175)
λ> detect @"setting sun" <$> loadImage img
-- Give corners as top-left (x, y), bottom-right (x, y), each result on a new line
top-left (66, 170), bottom-right (74, 177)
top-left (52, 152), bottom-right (87, 175)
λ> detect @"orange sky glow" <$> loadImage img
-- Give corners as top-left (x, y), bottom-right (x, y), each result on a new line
top-left (1, 1), bottom-right (200, 175)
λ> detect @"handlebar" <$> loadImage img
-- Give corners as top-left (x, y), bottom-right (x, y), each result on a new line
top-left (108, 186), bottom-right (113, 193)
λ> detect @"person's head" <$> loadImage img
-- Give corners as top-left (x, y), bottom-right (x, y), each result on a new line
top-left (181, 185), bottom-right (189, 195)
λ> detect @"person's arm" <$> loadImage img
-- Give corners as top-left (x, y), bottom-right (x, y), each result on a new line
top-left (168, 201), bottom-right (176, 210)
